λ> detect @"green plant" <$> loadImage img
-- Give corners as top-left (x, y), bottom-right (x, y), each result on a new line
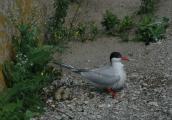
top-left (101, 10), bottom-right (120, 34)
top-left (136, 16), bottom-right (169, 44)
top-left (12, 24), bottom-right (38, 55)
top-left (71, 22), bottom-right (98, 42)
top-left (89, 22), bottom-right (98, 41)
top-left (101, 10), bottom-right (134, 36)
top-left (118, 16), bottom-right (133, 32)
top-left (50, 0), bottom-right (70, 31)
top-left (48, 0), bottom-right (98, 46)
top-left (101, 11), bottom-right (134, 41)
top-left (47, 0), bottom-right (71, 52)
top-left (138, 0), bottom-right (156, 14)
top-left (53, 27), bottom-right (70, 52)
top-left (74, 23), bottom-right (87, 42)
top-left (117, 16), bottom-right (134, 41)
top-left (0, 23), bottom-right (59, 120)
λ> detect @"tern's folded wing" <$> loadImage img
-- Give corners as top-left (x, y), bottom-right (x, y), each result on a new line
top-left (81, 71), bottom-right (120, 87)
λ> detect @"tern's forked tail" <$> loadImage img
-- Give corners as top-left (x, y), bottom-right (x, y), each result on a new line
top-left (54, 62), bottom-right (75, 69)
top-left (53, 62), bottom-right (89, 74)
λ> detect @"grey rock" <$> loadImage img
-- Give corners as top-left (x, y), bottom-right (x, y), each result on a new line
top-left (148, 102), bottom-right (159, 107)
top-left (55, 115), bottom-right (62, 120)
top-left (130, 73), bottom-right (139, 79)
top-left (168, 108), bottom-right (172, 117)
top-left (83, 111), bottom-right (87, 116)
top-left (55, 87), bottom-right (71, 101)
top-left (97, 115), bottom-right (102, 119)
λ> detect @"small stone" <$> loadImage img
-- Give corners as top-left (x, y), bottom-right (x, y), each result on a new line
top-left (97, 115), bottom-right (102, 119)
top-left (128, 52), bottom-right (133, 57)
top-left (130, 73), bottom-right (139, 79)
top-left (88, 92), bottom-right (96, 99)
top-left (131, 96), bottom-right (137, 100)
top-left (168, 108), bottom-right (172, 116)
top-left (90, 115), bottom-right (96, 119)
top-left (148, 102), bottom-right (159, 107)
top-left (98, 104), bottom-right (105, 108)
top-left (55, 88), bottom-right (63, 101)
top-left (46, 99), bottom-right (53, 104)
top-left (84, 101), bottom-right (89, 104)
top-left (107, 104), bottom-right (111, 108)
top-left (43, 87), bottom-right (49, 93)
top-left (51, 104), bottom-right (56, 108)
top-left (63, 88), bottom-right (71, 100)
top-left (49, 85), bottom-right (54, 90)
top-left (77, 106), bottom-right (84, 112)
top-left (131, 105), bottom-right (139, 111)
top-left (30, 118), bottom-right (36, 120)
top-left (61, 114), bottom-right (67, 119)
top-left (142, 83), bottom-right (148, 87)
top-left (55, 87), bottom-right (71, 101)
top-left (55, 115), bottom-right (62, 120)
top-left (160, 60), bottom-right (165, 64)
top-left (83, 111), bottom-right (87, 116)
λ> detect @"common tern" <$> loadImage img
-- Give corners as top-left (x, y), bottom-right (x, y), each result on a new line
top-left (53, 52), bottom-right (129, 98)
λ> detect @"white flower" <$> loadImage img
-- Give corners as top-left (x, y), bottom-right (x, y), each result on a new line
top-left (41, 72), bottom-right (44, 76)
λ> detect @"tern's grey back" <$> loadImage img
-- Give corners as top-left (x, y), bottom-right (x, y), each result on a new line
top-left (81, 66), bottom-right (120, 88)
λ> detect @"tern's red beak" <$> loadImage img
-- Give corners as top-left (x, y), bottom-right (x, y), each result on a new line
top-left (121, 56), bottom-right (129, 61)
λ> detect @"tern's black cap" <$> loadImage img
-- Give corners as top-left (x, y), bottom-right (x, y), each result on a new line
top-left (110, 52), bottom-right (122, 61)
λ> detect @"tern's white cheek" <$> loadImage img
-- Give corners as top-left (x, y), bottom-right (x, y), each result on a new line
top-left (111, 58), bottom-right (121, 62)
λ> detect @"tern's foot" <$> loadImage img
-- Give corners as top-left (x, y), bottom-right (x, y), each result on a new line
top-left (106, 88), bottom-right (117, 98)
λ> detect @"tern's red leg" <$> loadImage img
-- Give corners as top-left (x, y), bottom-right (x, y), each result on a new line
top-left (106, 88), bottom-right (117, 98)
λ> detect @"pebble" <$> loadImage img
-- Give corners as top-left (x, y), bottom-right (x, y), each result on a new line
top-left (46, 99), bottom-right (53, 104)
top-left (84, 101), bottom-right (89, 104)
top-left (83, 111), bottom-right (87, 116)
top-left (88, 92), bottom-right (96, 99)
top-left (168, 108), bottom-right (172, 117)
top-left (130, 73), bottom-right (139, 79)
top-left (148, 102), bottom-right (159, 107)
top-left (97, 115), bottom-right (102, 119)
top-left (107, 104), bottom-right (111, 108)
top-left (98, 104), bottom-right (106, 108)
top-left (55, 115), bottom-right (62, 120)
top-left (131, 96), bottom-right (138, 100)
top-left (55, 87), bottom-right (71, 101)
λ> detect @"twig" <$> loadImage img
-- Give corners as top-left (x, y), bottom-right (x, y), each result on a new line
top-left (55, 108), bottom-right (74, 119)
top-left (70, 1), bottom-right (82, 28)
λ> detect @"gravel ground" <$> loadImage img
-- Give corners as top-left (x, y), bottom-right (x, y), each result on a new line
top-left (37, 0), bottom-right (172, 120)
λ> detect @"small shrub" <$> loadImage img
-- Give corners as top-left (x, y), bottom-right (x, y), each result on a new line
top-left (75, 23), bottom-right (87, 41)
top-left (138, 0), bottom-right (156, 14)
top-left (50, 0), bottom-right (70, 31)
top-left (12, 24), bottom-right (39, 55)
top-left (117, 16), bottom-right (134, 41)
top-left (53, 27), bottom-right (70, 52)
top-left (71, 22), bottom-right (98, 42)
top-left (136, 16), bottom-right (169, 44)
top-left (101, 10), bottom-right (134, 36)
top-left (0, 23), bottom-right (59, 120)
top-left (48, 0), bottom-right (98, 46)
top-left (118, 16), bottom-right (134, 32)
top-left (89, 22), bottom-right (98, 41)
top-left (47, 0), bottom-right (70, 51)
top-left (101, 11), bottom-right (134, 41)
top-left (101, 10), bottom-right (120, 34)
